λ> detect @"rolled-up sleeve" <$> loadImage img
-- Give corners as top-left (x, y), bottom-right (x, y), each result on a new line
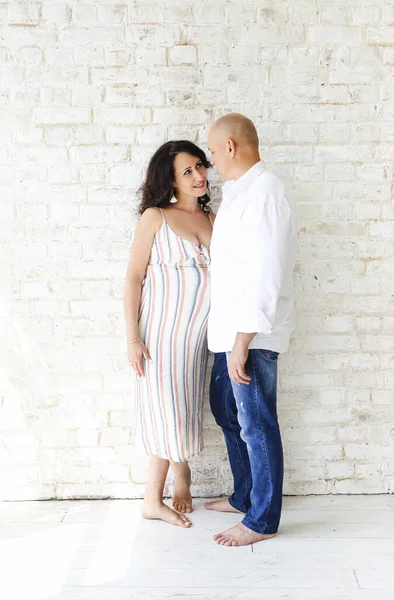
top-left (235, 194), bottom-right (297, 335)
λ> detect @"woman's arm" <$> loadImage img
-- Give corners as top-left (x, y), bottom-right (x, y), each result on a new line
top-left (124, 207), bottom-right (162, 376)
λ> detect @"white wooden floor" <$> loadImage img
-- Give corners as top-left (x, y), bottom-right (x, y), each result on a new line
top-left (1, 496), bottom-right (394, 600)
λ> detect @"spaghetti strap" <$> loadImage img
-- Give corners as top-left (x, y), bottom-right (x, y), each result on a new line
top-left (158, 207), bottom-right (166, 222)
top-left (208, 211), bottom-right (213, 226)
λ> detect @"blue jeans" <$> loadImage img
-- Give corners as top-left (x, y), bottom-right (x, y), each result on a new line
top-left (209, 350), bottom-right (283, 534)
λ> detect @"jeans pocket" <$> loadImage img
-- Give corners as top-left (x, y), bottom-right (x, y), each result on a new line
top-left (262, 349), bottom-right (279, 361)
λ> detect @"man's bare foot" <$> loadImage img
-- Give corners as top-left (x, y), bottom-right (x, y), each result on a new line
top-left (213, 522), bottom-right (276, 547)
top-left (203, 498), bottom-right (245, 514)
top-left (172, 465), bottom-right (192, 513)
top-left (141, 502), bottom-right (191, 528)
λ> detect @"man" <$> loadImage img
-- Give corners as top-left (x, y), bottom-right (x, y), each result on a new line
top-left (204, 113), bottom-right (298, 547)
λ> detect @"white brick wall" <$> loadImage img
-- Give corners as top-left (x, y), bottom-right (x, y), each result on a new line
top-left (1, 0), bottom-right (393, 500)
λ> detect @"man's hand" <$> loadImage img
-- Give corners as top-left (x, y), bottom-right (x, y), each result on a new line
top-left (228, 333), bottom-right (255, 385)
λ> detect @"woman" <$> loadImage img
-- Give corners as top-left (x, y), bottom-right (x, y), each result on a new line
top-left (124, 140), bottom-right (214, 528)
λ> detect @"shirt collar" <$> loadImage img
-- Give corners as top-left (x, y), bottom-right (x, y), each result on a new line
top-left (222, 160), bottom-right (265, 202)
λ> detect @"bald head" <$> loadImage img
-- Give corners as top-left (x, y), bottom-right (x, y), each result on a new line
top-left (210, 113), bottom-right (259, 149)
top-left (208, 113), bottom-right (261, 181)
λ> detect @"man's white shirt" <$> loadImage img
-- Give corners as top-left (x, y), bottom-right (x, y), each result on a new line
top-left (208, 161), bottom-right (298, 354)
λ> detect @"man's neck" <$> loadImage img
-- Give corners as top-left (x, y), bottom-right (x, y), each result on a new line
top-left (231, 155), bottom-right (261, 181)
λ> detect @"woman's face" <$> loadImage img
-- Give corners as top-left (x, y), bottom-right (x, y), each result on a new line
top-left (173, 152), bottom-right (207, 200)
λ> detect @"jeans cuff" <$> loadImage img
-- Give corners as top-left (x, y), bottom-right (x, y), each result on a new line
top-left (228, 495), bottom-right (246, 514)
top-left (242, 516), bottom-right (278, 535)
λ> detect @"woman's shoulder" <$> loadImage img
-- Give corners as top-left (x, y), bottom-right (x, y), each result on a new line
top-left (140, 206), bottom-right (163, 223)
top-left (140, 206), bottom-right (163, 217)
top-left (207, 209), bottom-right (216, 223)
top-left (138, 206), bottom-right (164, 234)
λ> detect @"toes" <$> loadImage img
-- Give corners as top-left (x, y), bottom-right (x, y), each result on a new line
top-left (173, 499), bottom-right (192, 514)
top-left (214, 535), bottom-right (226, 544)
top-left (223, 538), bottom-right (233, 547)
top-left (180, 515), bottom-right (192, 528)
top-left (214, 533), bottom-right (238, 547)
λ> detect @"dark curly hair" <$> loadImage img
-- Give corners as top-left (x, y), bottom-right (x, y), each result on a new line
top-left (138, 140), bottom-right (212, 215)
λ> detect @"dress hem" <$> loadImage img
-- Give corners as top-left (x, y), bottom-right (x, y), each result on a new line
top-left (132, 443), bottom-right (204, 463)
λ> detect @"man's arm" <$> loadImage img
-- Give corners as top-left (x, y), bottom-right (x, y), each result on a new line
top-left (227, 332), bottom-right (255, 385)
top-left (228, 193), bottom-right (296, 384)
top-left (237, 193), bottom-right (296, 335)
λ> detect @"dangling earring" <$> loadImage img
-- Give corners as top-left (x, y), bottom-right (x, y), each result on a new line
top-left (170, 188), bottom-right (177, 203)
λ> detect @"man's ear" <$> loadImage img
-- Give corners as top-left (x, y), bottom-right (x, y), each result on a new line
top-left (227, 138), bottom-right (236, 157)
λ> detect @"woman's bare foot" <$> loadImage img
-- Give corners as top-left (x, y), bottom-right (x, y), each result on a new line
top-left (203, 498), bottom-right (245, 514)
top-left (172, 464), bottom-right (193, 513)
top-left (141, 501), bottom-right (191, 528)
top-left (213, 522), bottom-right (276, 547)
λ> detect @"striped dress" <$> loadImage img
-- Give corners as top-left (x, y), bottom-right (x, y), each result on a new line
top-left (132, 208), bottom-right (211, 462)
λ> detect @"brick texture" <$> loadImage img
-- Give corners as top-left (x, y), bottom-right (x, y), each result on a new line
top-left (1, 0), bottom-right (393, 500)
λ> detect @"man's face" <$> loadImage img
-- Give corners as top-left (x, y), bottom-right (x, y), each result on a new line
top-left (208, 129), bottom-right (233, 181)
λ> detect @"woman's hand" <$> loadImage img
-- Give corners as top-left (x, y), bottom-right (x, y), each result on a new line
top-left (127, 340), bottom-right (151, 377)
